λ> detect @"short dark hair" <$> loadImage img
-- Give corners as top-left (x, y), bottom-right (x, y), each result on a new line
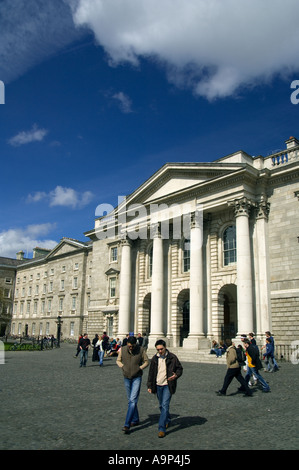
top-left (155, 339), bottom-right (166, 348)
top-left (127, 336), bottom-right (137, 345)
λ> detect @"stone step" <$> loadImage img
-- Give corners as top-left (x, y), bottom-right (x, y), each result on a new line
top-left (146, 347), bottom-right (227, 364)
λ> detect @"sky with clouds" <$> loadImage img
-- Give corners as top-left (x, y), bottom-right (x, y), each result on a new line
top-left (1, 0), bottom-right (299, 258)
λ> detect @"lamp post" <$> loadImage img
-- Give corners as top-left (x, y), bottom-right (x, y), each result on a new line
top-left (56, 315), bottom-right (63, 348)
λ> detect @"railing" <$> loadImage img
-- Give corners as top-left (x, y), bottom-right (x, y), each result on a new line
top-left (270, 146), bottom-right (299, 167)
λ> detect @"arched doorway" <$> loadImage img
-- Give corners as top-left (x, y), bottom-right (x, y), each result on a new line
top-left (218, 284), bottom-right (237, 340)
top-left (177, 289), bottom-right (190, 346)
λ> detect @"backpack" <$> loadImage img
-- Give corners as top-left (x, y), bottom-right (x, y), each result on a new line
top-left (236, 347), bottom-right (246, 365)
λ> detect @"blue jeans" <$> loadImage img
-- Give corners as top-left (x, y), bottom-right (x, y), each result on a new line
top-left (156, 385), bottom-right (172, 432)
top-left (80, 349), bottom-right (88, 367)
top-left (124, 376), bottom-right (142, 428)
top-left (98, 350), bottom-right (104, 366)
top-left (245, 366), bottom-right (270, 391)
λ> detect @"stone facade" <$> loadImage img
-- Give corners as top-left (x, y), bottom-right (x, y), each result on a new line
top-left (4, 137), bottom-right (299, 349)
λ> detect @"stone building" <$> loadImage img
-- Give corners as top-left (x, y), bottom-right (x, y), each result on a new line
top-left (6, 137), bottom-right (299, 350)
top-left (10, 239), bottom-right (92, 340)
top-left (0, 256), bottom-right (25, 335)
top-left (85, 136), bottom-right (299, 349)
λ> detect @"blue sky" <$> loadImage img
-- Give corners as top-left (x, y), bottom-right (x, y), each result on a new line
top-left (1, 0), bottom-right (299, 258)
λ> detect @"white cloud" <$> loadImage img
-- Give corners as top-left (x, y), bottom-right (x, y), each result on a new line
top-left (69, 0), bottom-right (299, 99)
top-left (8, 124), bottom-right (48, 147)
top-left (112, 91), bottom-right (133, 113)
top-left (0, 224), bottom-right (57, 259)
top-left (27, 186), bottom-right (94, 209)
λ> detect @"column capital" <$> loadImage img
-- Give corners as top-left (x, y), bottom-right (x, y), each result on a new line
top-left (228, 197), bottom-right (256, 218)
top-left (151, 222), bottom-right (162, 239)
top-left (190, 210), bottom-right (202, 229)
top-left (256, 196), bottom-right (270, 220)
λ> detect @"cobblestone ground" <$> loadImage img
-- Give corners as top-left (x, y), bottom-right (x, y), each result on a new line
top-left (0, 343), bottom-right (298, 451)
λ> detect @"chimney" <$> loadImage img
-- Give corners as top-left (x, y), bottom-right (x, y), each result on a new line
top-left (16, 251), bottom-right (25, 260)
top-left (285, 136), bottom-right (299, 149)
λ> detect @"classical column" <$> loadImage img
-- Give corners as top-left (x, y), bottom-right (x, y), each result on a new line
top-left (255, 197), bottom-right (272, 338)
top-left (118, 238), bottom-right (132, 337)
top-left (184, 211), bottom-right (208, 349)
top-left (149, 223), bottom-right (165, 347)
top-left (231, 198), bottom-right (255, 335)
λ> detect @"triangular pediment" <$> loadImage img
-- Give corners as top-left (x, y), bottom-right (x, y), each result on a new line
top-left (125, 162), bottom-right (247, 206)
top-left (46, 238), bottom-right (89, 259)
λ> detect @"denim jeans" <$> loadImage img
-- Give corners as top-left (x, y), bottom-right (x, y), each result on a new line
top-left (123, 376), bottom-right (142, 428)
top-left (80, 349), bottom-right (88, 367)
top-left (245, 366), bottom-right (270, 391)
top-left (156, 385), bottom-right (172, 432)
top-left (98, 350), bottom-right (104, 366)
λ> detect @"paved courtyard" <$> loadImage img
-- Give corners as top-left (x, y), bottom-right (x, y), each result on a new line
top-left (0, 343), bottom-right (298, 452)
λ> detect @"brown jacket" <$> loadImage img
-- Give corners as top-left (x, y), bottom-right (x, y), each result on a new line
top-left (117, 344), bottom-right (149, 379)
top-left (226, 345), bottom-right (239, 369)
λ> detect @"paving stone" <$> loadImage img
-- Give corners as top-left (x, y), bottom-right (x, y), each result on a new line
top-left (0, 344), bottom-right (298, 451)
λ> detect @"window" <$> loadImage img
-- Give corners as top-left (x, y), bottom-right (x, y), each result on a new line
top-left (72, 296), bottom-right (77, 311)
top-left (110, 246), bottom-right (118, 262)
top-left (70, 322), bottom-right (75, 337)
top-left (59, 298), bottom-right (64, 312)
top-left (223, 226), bottom-right (237, 266)
top-left (109, 277), bottom-right (116, 298)
top-left (47, 299), bottom-right (52, 314)
top-left (60, 279), bottom-right (65, 290)
top-left (73, 277), bottom-right (78, 289)
top-left (183, 239), bottom-right (190, 272)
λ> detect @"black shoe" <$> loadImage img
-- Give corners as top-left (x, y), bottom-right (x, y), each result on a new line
top-left (122, 426), bottom-right (130, 434)
top-left (215, 390), bottom-right (226, 396)
top-left (130, 421), bottom-right (140, 427)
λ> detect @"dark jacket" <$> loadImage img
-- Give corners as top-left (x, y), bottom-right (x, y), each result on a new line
top-left (247, 344), bottom-right (263, 370)
top-left (147, 350), bottom-right (183, 395)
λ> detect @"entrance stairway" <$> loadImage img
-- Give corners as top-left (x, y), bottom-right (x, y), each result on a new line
top-left (146, 347), bottom-right (227, 364)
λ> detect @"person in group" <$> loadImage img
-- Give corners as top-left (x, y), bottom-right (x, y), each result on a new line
top-left (116, 336), bottom-right (149, 434)
top-left (216, 339), bottom-right (252, 397)
top-left (96, 335), bottom-right (104, 366)
top-left (210, 340), bottom-right (220, 355)
top-left (248, 332), bottom-right (256, 346)
top-left (92, 334), bottom-right (99, 362)
top-left (74, 334), bottom-right (83, 358)
top-left (137, 333), bottom-right (144, 347)
top-left (215, 340), bottom-right (227, 357)
top-left (243, 339), bottom-right (270, 392)
top-left (102, 331), bottom-right (110, 356)
top-left (247, 332), bottom-right (258, 386)
top-left (122, 334), bottom-right (130, 347)
top-left (142, 332), bottom-right (149, 351)
top-left (263, 331), bottom-right (279, 371)
top-left (263, 337), bottom-right (275, 372)
top-left (79, 333), bottom-right (90, 368)
top-left (147, 340), bottom-right (183, 438)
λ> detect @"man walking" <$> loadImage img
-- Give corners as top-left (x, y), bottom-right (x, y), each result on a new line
top-left (79, 333), bottom-right (90, 368)
top-left (243, 339), bottom-right (270, 392)
top-left (116, 336), bottom-right (149, 434)
top-left (147, 339), bottom-right (183, 438)
top-left (216, 339), bottom-right (252, 396)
